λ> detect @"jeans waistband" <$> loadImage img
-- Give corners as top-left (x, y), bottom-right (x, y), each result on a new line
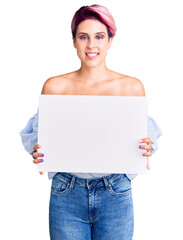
top-left (54, 172), bottom-right (128, 190)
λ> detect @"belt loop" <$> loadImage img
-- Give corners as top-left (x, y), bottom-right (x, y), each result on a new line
top-left (102, 176), bottom-right (110, 191)
top-left (69, 176), bottom-right (76, 189)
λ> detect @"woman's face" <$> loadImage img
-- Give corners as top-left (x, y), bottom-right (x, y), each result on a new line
top-left (73, 19), bottom-right (113, 67)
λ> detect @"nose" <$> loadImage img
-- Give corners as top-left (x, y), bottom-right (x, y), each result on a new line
top-left (87, 38), bottom-right (95, 49)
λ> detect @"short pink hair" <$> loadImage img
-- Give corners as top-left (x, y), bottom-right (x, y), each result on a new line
top-left (71, 4), bottom-right (117, 39)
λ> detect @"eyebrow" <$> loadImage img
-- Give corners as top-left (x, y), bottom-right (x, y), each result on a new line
top-left (78, 32), bottom-right (106, 35)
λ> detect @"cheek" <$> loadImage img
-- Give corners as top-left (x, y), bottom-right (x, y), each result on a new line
top-left (76, 47), bottom-right (86, 59)
top-left (98, 41), bottom-right (109, 50)
top-left (100, 44), bottom-right (109, 55)
top-left (76, 45), bottom-right (85, 54)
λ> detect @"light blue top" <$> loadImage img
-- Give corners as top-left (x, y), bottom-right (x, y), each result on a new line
top-left (19, 108), bottom-right (163, 181)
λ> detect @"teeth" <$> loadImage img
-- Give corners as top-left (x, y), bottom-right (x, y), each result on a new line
top-left (86, 53), bottom-right (98, 56)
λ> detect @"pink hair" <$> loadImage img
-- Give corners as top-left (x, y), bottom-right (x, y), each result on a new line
top-left (71, 4), bottom-right (117, 39)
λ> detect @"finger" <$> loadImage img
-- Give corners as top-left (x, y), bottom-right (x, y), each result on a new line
top-left (33, 152), bottom-right (44, 159)
top-left (140, 137), bottom-right (152, 144)
top-left (139, 144), bottom-right (152, 151)
top-left (33, 158), bottom-right (44, 164)
top-left (33, 144), bottom-right (41, 151)
top-left (146, 148), bottom-right (152, 157)
top-left (139, 137), bottom-right (152, 152)
top-left (142, 151), bottom-right (151, 157)
top-left (146, 157), bottom-right (150, 170)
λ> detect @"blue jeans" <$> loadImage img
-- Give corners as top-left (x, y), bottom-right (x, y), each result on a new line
top-left (49, 172), bottom-right (134, 240)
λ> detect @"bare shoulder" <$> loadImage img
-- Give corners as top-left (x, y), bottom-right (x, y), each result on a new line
top-left (41, 72), bottom-right (74, 94)
top-left (118, 73), bottom-right (146, 96)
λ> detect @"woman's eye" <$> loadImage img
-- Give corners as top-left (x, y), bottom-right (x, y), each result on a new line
top-left (80, 36), bottom-right (89, 40)
top-left (96, 35), bottom-right (104, 39)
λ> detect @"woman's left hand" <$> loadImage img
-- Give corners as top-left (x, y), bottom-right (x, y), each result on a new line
top-left (139, 137), bottom-right (152, 170)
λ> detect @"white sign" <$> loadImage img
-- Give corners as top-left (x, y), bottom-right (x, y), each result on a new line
top-left (37, 95), bottom-right (148, 174)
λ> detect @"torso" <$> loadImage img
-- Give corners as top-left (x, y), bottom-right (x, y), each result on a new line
top-left (41, 70), bottom-right (145, 179)
top-left (41, 70), bottom-right (145, 96)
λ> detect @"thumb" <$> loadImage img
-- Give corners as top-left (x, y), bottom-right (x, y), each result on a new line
top-left (146, 158), bottom-right (150, 170)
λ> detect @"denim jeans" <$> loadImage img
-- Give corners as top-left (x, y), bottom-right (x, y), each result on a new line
top-left (49, 172), bottom-right (134, 240)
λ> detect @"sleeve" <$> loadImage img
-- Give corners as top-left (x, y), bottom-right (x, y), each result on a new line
top-left (147, 116), bottom-right (163, 155)
top-left (19, 108), bottom-right (39, 156)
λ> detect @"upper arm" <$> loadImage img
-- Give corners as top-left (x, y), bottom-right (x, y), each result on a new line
top-left (41, 77), bottom-right (56, 94)
top-left (41, 76), bottom-right (68, 94)
top-left (131, 78), bottom-right (146, 96)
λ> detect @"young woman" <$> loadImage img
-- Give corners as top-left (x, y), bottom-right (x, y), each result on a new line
top-left (20, 4), bottom-right (163, 240)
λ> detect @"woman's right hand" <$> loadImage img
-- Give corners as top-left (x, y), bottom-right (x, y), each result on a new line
top-left (33, 144), bottom-right (44, 175)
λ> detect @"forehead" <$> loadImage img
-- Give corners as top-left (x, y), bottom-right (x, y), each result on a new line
top-left (77, 19), bottom-right (108, 34)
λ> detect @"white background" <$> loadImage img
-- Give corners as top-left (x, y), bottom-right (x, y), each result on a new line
top-left (0, 0), bottom-right (182, 239)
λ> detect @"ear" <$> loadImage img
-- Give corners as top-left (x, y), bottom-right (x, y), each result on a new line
top-left (108, 37), bottom-right (114, 49)
top-left (72, 37), bottom-right (76, 48)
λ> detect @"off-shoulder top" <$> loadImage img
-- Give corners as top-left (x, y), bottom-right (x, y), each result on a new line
top-left (19, 108), bottom-right (163, 181)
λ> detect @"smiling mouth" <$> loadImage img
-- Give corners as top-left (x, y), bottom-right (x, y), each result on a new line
top-left (86, 52), bottom-right (99, 57)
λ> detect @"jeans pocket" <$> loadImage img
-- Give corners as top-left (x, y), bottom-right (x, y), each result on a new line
top-left (51, 175), bottom-right (70, 194)
top-left (109, 176), bottom-right (132, 196)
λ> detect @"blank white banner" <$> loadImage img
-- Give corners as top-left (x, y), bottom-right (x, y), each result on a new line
top-left (37, 95), bottom-right (148, 174)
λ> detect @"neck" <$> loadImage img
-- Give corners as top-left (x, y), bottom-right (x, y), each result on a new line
top-left (77, 62), bottom-right (110, 84)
